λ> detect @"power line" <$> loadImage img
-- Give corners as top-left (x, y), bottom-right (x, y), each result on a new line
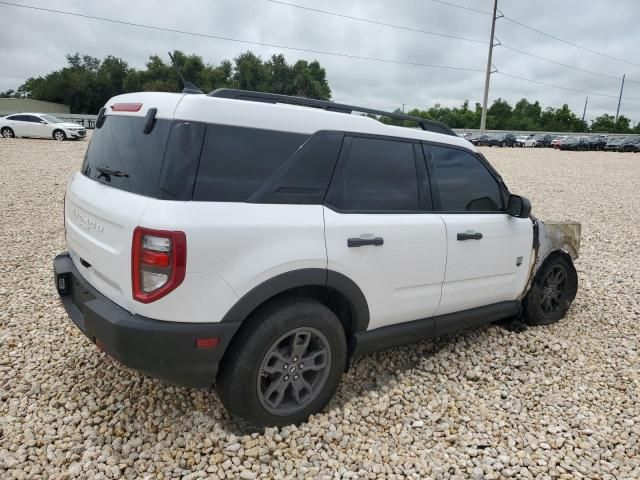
top-left (499, 45), bottom-right (621, 81)
top-left (268, 0), bottom-right (487, 45)
top-left (497, 71), bottom-right (640, 100)
top-left (427, 0), bottom-right (491, 16)
top-left (425, 0), bottom-right (640, 70)
top-left (0, 1), bottom-right (484, 73)
top-left (501, 16), bottom-right (640, 69)
top-left (268, 0), bottom-right (629, 84)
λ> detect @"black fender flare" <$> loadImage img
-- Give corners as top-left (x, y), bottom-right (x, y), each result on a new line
top-left (220, 269), bottom-right (370, 333)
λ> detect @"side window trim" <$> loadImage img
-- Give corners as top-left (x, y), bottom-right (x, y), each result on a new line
top-left (422, 141), bottom-right (507, 214)
top-left (325, 133), bottom-right (431, 214)
top-left (421, 143), bottom-right (442, 211)
top-left (413, 142), bottom-right (433, 211)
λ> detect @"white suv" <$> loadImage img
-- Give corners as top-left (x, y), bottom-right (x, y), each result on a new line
top-left (54, 89), bottom-right (580, 428)
top-left (0, 113), bottom-right (86, 140)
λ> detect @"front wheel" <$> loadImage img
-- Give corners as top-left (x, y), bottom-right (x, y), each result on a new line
top-left (53, 129), bottom-right (66, 141)
top-left (217, 298), bottom-right (347, 429)
top-left (1, 127), bottom-right (14, 138)
top-left (523, 255), bottom-right (578, 326)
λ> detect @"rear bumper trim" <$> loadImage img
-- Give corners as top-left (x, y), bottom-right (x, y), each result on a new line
top-left (54, 252), bottom-right (241, 387)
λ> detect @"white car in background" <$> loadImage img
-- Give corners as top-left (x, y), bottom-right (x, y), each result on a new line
top-left (515, 134), bottom-right (533, 147)
top-left (0, 113), bottom-right (86, 140)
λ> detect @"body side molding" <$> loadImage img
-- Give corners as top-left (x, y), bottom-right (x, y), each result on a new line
top-left (352, 301), bottom-right (519, 358)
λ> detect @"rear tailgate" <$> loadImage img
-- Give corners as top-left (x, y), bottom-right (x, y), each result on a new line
top-left (65, 173), bottom-right (151, 312)
top-left (65, 92), bottom-right (183, 313)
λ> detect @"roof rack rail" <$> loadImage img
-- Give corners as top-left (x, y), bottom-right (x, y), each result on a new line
top-left (208, 88), bottom-right (457, 136)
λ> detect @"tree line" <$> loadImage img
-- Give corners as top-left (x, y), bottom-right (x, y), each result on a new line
top-left (1, 50), bottom-right (638, 134)
top-left (0, 51), bottom-right (331, 114)
top-left (380, 99), bottom-right (640, 134)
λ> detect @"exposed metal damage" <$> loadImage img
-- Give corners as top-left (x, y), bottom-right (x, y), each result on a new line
top-left (518, 218), bottom-right (581, 301)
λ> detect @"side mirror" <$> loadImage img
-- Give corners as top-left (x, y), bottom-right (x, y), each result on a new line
top-left (40, 120), bottom-right (47, 124)
top-left (507, 194), bottom-right (532, 218)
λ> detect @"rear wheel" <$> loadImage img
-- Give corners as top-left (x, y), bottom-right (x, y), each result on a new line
top-left (523, 255), bottom-right (577, 326)
top-left (217, 298), bottom-right (347, 429)
top-left (53, 129), bottom-right (66, 141)
top-left (1, 127), bottom-right (14, 138)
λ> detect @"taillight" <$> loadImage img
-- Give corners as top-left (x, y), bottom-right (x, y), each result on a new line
top-left (132, 227), bottom-right (186, 303)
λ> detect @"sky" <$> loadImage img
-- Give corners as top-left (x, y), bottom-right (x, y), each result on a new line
top-left (1, 0), bottom-right (640, 124)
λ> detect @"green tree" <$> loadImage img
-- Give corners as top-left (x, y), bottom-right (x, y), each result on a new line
top-left (9, 50), bottom-right (333, 113)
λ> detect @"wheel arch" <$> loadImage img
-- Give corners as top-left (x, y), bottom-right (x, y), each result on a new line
top-left (220, 269), bottom-right (370, 353)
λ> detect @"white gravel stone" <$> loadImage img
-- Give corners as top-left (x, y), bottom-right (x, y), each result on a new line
top-left (1, 138), bottom-right (640, 478)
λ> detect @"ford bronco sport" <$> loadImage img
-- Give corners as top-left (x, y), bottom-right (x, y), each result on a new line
top-left (54, 89), bottom-right (580, 428)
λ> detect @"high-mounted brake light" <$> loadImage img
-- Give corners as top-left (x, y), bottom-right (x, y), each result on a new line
top-left (111, 102), bottom-right (143, 112)
top-left (132, 227), bottom-right (186, 303)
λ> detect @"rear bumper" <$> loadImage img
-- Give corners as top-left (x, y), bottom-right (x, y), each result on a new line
top-left (53, 252), bottom-right (241, 387)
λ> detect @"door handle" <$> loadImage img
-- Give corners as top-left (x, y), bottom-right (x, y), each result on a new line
top-left (347, 237), bottom-right (384, 247)
top-left (457, 232), bottom-right (483, 241)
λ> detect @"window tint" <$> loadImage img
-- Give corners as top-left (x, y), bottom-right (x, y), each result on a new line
top-left (193, 125), bottom-right (308, 202)
top-left (82, 115), bottom-right (171, 197)
top-left (330, 137), bottom-right (419, 211)
top-left (157, 121), bottom-right (207, 200)
top-left (249, 131), bottom-right (343, 205)
top-left (9, 115), bottom-right (25, 121)
top-left (25, 115), bottom-right (42, 123)
top-left (428, 145), bottom-right (502, 212)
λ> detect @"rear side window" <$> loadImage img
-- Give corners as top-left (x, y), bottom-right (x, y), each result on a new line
top-left (428, 145), bottom-right (503, 212)
top-left (193, 125), bottom-right (309, 202)
top-left (328, 137), bottom-right (419, 212)
top-left (82, 115), bottom-right (171, 197)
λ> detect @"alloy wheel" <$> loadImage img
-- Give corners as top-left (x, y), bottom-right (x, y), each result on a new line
top-left (540, 264), bottom-right (567, 316)
top-left (257, 327), bottom-right (331, 416)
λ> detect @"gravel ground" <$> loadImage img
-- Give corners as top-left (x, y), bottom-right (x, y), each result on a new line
top-left (1, 137), bottom-right (639, 479)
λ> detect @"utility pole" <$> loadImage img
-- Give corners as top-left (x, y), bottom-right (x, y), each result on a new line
top-left (615, 74), bottom-right (625, 123)
top-left (581, 96), bottom-right (588, 128)
top-left (480, 0), bottom-right (499, 133)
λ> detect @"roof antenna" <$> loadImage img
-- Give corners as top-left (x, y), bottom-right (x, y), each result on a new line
top-left (168, 51), bottom-right (204, 94)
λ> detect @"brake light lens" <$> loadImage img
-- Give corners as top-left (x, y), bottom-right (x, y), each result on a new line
top-left (111, 102), bottom-right (142, 112)
top-left (132, 227), bottom-right (186, 303)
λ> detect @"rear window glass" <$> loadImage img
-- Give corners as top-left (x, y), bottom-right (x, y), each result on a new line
top-left (82, 115), bottom-right (171, 197)
top-left (193, 125), bottom-right (309, 202)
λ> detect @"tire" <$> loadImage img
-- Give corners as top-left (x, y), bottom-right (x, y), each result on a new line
top-left (216, 297), bottom-right (347, 429)
top-left (1, 127), bottom-right (14, 138)
top-left (53, 129), bottom-right (66, 141)
top-left (523, 255), bottom-right (578, 326)
top-left (501, 141), bottom-right (506, 147)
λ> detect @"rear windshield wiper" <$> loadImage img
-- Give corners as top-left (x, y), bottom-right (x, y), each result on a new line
top-left (96, 167), bottom-right (129, 180)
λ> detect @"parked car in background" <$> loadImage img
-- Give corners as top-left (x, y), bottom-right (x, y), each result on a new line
top-left (586, 135), bottom-right (607, 151)
top-left (0, 113), bottom-right (86, 140)
top-left (551, 136), bottom-right (568, 149)
top-left (488, 133), bottom-right (517, 147)
top-left (620, 137), bottom-right (640, 152)
top-left (470, 134), bottom-right (492, 146)
top-left (559, 136), bottom-right (589, 151)
top-left (515, 134), bottom-right (533, 147)
top-left (524, 134), bottom-right (555, 148)
top-left (604, 137), bottom-right (626, 151)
